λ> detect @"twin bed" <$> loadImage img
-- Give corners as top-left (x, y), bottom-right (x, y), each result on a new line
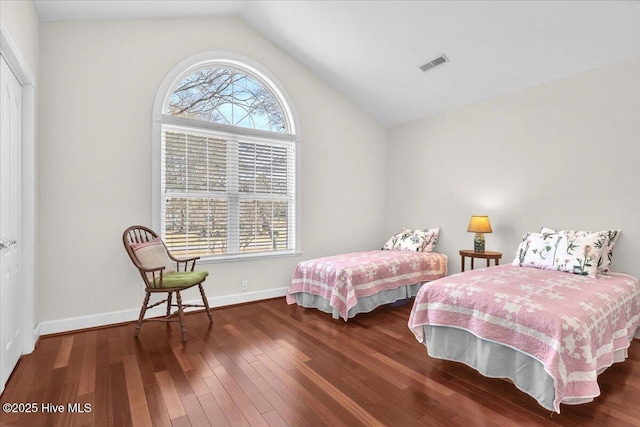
top-left (286, 227), bottom-right (640, 413)
top-left (409, 264), bottom-right (640, 412)
top-left (286, 227), bottom-right (446, 320)
top-left (286, 249), bottom-right (448, 320)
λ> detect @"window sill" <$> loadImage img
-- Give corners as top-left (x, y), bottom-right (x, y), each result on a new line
top-left (197, 250), bottom-right (302, 264)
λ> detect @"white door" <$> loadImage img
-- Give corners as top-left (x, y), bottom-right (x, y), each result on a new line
top-left (0, 54), bottom-right (23, 391)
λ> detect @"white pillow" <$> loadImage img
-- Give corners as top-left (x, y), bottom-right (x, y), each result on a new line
top-left (394, 228), bottom-right (440, 252)
top-left (512, 232), bottom-right (560, 270)
top-left (540, 227), bottom-right (620, 275)
top-left (381, 228), bottom-right (413, 250)
top-left (416, 228), bottom-right (440, 252)
top-left (552, 231), bottom-right (605, 278)
top-left (131, 238), bottom-right (176, 280)
top-left (513, 231), bottom-right (604, 278)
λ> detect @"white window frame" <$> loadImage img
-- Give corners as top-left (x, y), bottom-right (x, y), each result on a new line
top-left (152, 51), bottom-right (301, 262)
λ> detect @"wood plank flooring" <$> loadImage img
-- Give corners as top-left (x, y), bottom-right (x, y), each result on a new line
top-left (1, 298), bottom-right (639, 426)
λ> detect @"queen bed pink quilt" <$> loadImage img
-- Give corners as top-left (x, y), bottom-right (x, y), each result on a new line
top-left (287, 250), bottom-right (448, 321)
top-left (408, 264), bottom-right (640, 413)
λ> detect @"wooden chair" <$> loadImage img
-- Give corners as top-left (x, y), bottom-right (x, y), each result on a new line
top-left (123, 225), bottom-right (212, 342)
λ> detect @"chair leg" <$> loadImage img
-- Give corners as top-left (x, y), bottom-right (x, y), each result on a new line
top-left (166, 292), bottom-right (173, 318)
top-left (175, 291), bottom-right (188, 342)
top-left (134, 292), bottom-right (150, 338)
top-left (199, 284), bottom-right (213, 323)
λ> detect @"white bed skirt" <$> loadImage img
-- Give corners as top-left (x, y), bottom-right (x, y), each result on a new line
top-left (290, 283), bottom-right (422, 320)
top-left (422, 325), bottom-right (636, 412)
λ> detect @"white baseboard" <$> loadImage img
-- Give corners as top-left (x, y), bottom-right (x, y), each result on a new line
top-left (33, 287), bottom-right (288, 341)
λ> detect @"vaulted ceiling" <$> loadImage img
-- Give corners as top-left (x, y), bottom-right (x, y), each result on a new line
top-left (33, 1), bottom-right (640, 127)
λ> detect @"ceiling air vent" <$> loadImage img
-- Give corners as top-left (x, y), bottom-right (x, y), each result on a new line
top-left (419, 54), bottom-right (449, 72)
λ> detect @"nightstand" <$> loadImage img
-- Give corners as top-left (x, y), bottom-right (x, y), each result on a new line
top-left (459, 250), bottom-right (502, 272)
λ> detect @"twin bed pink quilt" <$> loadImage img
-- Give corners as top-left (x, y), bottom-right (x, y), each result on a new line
top-left (287, 250), bottom-right (448, 320)
top-left (408, 264), bottom-right (640, 413)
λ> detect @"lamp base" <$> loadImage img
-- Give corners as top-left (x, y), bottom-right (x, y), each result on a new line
top-left (473, 233), bottom-right (485, 253)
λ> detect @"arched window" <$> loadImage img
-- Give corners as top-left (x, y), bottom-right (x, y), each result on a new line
top-left (153, 53), bottom-right (299, 260)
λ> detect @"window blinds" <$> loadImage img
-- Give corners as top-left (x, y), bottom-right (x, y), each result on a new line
top-left (161, 126), bottom-right (296, 258)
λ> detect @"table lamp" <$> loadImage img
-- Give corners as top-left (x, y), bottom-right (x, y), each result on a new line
top-left (467, 215), bottom-right (492, 253)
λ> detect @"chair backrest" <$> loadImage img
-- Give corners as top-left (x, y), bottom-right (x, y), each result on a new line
top-left (123, 225), bottom-right (158, 245)
top-left (123, 225), bottom-right (164, 287)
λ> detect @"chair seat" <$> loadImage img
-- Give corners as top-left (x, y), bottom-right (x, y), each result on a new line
top-left (154, 271), bottom-right (209, 289)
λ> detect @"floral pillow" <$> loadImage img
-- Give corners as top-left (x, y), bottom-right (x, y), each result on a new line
top-left (541, 227), bottom-right (620, 275)
top-left (417, 228), bottom-right (440, 252)
top-left (513, 231), bottom-right (604, 277)
top-left (394, 228), bottom-right (440, 252)
top-left (382, 228), bottom-right (440, 252)
top-left (381, 228), bottom-right (414, 250)
top-left (512, 232), bottom-right (560, 270)
top-left (552, 232), bottom-right (605, 277)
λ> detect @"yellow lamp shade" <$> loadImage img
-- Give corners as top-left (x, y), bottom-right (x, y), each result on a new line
top-left (467, 216), bottom-right (492, 233)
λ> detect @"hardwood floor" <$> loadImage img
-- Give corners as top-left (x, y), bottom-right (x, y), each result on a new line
top-left (1, 298), bottom-right (639, 426)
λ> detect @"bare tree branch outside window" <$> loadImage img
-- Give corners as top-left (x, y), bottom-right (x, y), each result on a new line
top-left (168, 68), bottom-right (286, 133)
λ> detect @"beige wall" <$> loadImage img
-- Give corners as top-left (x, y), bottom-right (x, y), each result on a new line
top-left (386, 57), bottom-right (640, 277)
top-left (37, 18), bottom-right (388, 323)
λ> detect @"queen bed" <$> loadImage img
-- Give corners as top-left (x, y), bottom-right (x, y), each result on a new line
top-left (408, 228), bottom-right (640, 413)
top-left (287, 227), bottom-right (447, 320)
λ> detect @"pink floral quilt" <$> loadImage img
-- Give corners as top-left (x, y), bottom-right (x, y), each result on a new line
top-left (287, 250), bottom-right (448, 320)
top-left (408, 264), bottom-right (640, 412)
